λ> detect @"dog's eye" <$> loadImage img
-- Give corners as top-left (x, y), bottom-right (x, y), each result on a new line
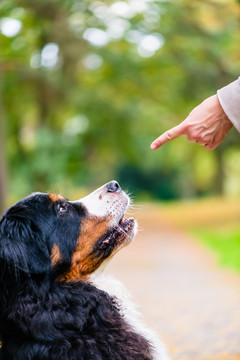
top-left (57, 203), bottom-right (68, 214)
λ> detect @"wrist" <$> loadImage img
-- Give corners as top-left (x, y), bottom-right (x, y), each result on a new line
top-left (215, 94), bottom-right (231, 123)
top-left (217, 78), bottom-right (240, 133)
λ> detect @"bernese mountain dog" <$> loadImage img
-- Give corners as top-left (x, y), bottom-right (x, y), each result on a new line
top-left (0, 181), bottom-right (169, 360)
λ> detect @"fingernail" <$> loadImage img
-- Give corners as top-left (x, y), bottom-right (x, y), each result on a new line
top-left (151, 144), bottom-right (157, 150)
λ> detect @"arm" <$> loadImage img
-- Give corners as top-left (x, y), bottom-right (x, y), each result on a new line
top-left (217, 77), bottom-right (240, 133)
top-left (151, 78), bottom-right (240, 151)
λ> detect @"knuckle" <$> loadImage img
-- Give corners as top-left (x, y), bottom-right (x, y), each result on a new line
top-left (166, 130), bottom-right (173, 140)
top-left (211, 144), bottom-right (217, 150)
top-left (191, 132), bottom-right (199, 141)
top-left (205, 144), bottom-right (214, 151)
top-left (201, 136), bottom-right (208, 143)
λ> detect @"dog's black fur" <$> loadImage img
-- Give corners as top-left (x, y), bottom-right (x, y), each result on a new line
top-left (0, 193), bottom-right (153, 360)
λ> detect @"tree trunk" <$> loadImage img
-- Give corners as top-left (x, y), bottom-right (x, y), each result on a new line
top-left (0, 36), bottom-right (8, 214)
top-left (0, 92), bottom-right (7, 215)
top-left (215, 147), bottom-right (224, 196)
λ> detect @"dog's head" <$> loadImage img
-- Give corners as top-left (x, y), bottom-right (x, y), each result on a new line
top-left (0, 181), bottom-right (136, 281)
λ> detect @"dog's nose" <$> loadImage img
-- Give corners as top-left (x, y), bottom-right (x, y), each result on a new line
top-left (107, 181), bottom-right (121, 193)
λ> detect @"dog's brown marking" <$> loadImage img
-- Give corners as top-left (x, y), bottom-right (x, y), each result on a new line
top-left (62, 216), bottom-right (110, 282)
top-left (51, 244), bottom-right (62, 266)
top-left (49, 194), bottom-right (64, 203)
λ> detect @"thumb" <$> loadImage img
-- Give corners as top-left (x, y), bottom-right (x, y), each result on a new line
top-left (150, 124), bottom-right (185, 150)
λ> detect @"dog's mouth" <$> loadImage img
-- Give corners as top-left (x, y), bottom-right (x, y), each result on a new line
top-left (100, 217), bottom-right (135, 250)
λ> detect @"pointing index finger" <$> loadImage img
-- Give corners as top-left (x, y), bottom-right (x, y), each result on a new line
top-left (150, 123), bottom-right (185, 150)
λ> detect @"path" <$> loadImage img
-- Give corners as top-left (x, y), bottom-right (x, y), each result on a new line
top-left (105, 204), bottom-right (240, 360)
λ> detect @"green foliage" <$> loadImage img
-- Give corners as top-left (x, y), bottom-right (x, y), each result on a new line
top-left (194, 227), bottom-right (240, 271)
top-left (161, 197), bottom-right (240, 272)
top-left (0, 0), bottom-right (240, 204)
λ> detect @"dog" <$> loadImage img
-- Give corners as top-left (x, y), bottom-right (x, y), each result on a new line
top-left (0, 181), bottom-right (169, 360)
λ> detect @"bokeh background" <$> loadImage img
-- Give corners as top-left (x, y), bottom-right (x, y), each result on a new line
top-left (0, 0), bottom-right (240, 270)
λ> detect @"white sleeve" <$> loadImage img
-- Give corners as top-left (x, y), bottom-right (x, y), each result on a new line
top-left (217, 77), bottom-right (240, 133)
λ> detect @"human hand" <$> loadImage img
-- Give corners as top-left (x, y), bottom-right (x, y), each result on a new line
top-left (150, 95), bottom-right (233, 151)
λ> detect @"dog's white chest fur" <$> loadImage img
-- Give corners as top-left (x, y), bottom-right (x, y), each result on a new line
top-left (90, 273), bottom-right (170, 360)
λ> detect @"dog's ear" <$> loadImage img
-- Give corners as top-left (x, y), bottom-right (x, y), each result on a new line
top-left (0, 206), bottom-right (51, 274)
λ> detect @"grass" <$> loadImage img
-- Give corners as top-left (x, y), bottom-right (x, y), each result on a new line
top-left (160, 197), bottom-right (240, 272)
top-left (193, 226), bottom-right (240, 271)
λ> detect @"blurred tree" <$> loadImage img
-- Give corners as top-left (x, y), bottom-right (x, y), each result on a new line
top-left (0, 74), bottom-right (7, 214)
top-left (0, 0), bottom-right (239, 202)
top-left (0, 33), bottom-right (7, 214)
